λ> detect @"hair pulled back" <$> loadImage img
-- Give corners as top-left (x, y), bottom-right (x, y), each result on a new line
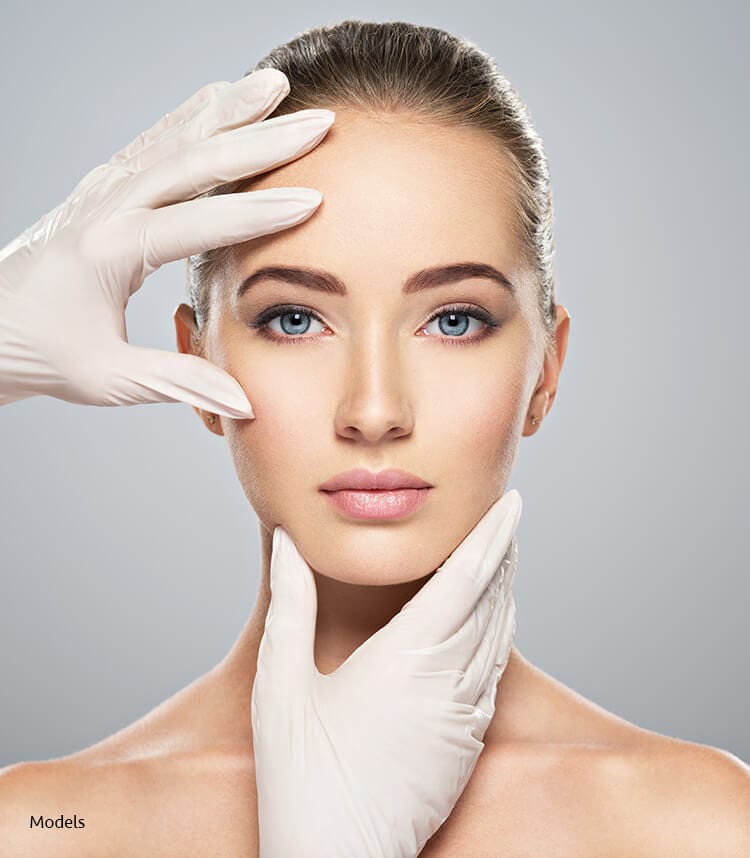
top-left (187, 19), bottom-right (557, 355)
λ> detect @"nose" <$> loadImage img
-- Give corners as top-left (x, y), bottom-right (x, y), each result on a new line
top-left (332, 328), bottom-right (415, 445)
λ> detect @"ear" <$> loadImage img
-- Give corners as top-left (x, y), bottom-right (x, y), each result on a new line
top-left (173, 303), bottom-right (224, 436)
top-left (522, 304), bottom-right (571, 437)
top-left (174, 303), bottom-right (199, 355)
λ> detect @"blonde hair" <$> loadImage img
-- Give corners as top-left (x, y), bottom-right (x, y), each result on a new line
top-left (187, 19), bottom-right (557, 355)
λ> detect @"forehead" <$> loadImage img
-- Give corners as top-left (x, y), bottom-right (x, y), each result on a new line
top-left (232, 110), bottom-right (523, 286)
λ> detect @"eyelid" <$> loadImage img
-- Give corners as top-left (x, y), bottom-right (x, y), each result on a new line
top-left (423, 303), bottom-right (495, 325)
top-left (248, 301), bottom-right (501, 344)
top-left (249, 303), bottom-right (328, 332)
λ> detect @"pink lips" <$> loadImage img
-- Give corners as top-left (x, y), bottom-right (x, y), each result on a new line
top-left (319, 468), bottom-right (433, 520)
top-left (318, 468), bottom-right (432, 492)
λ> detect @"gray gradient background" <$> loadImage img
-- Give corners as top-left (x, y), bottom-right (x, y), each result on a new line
top-left (0, 0), bottom-right (747, 768)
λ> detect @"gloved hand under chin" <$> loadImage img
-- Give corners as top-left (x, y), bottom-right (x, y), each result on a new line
top-left (252, 488), bottom-right (522, 858)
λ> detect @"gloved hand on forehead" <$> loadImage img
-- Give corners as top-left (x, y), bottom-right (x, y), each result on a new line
top-left (0, 68), bottom-right (333, 415)
top-left (0, 68), bottom-right (523, 858)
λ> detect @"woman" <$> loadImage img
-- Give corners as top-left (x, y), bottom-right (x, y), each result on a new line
top-left (1, 18), bottom-right (748, 858)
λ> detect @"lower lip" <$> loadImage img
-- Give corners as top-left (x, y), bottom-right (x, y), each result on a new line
top-left (320, 487), bottom-right (432, 520)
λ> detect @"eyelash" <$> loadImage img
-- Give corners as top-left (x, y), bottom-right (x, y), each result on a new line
top-left (248, 303), bottom-right (502, 346)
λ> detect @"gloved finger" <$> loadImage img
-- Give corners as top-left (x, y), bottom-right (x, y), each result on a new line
top-left (470, 546), bottom-right (517, 693)
top-left (117, 109), bottom-right (335, 211)
top-left (459, 537), bottom-right (517, 682)
top-left (459, 572), bottom-right (516, 706)
top-left (99, 341), bottom-right (256, 418)
top-left (472, 597), bottom-right (517, 719)
top-left (108, 81), bottom-right (231, 166)
top-left (118, 70), bottom-right (291, 175)
top-left (259, 525), bottom-right (318, 694)
top-left (135, 186), bottom-right (323, 277)
top-left (393, 535), bottom-right (512, 670)
top-left (388, 490), bottom-right (522, 652)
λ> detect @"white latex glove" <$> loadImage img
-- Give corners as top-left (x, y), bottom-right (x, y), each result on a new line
top-left (0, 69), bottom-right (334, 417)
top-left (252, 487), bottom-right (522, 858)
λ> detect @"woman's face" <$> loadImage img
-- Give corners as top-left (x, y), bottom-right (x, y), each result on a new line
top-left (181, 110), bottom-right (561, 586)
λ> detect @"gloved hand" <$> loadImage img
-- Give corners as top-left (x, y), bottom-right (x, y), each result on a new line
top-left (0, 69), bottom-right (334, 417)
top-left (252, 488), bottom-right (522, 858)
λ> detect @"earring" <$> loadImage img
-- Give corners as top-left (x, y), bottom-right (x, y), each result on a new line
top-left (207, 414), bottom-right (216, 425)
top-left (530, 415), bottom-right (539, 425)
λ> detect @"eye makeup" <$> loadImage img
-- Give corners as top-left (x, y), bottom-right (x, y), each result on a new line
top-left (246, 302), bottom-right (503, 347)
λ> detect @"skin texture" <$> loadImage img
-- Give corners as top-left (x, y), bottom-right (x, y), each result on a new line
top-left (188, 109), bottom-right (561, 676)
top-left (2, 111), bottom-right (749, 857)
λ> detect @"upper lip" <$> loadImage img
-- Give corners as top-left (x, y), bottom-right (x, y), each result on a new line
top-left (319, 468), bottom-right (433, 491)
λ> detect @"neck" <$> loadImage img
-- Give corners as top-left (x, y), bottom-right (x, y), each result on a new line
top-left (221, 520), bottom-right (528, 747)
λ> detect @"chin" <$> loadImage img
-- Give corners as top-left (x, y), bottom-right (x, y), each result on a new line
top-left (313, 562), bottom-right (433, 587)
top-left (285, 522), bottom-right (451, 587)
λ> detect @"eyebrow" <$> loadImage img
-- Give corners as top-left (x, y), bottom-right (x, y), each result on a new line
top-left (235, 261), bottom-right (517, 300)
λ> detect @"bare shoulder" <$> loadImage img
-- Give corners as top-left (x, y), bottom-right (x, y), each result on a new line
top-left (0, 742), bottom-right (256, 858)
top-left (0, 744), bottom-right (255, 858)
top-left (0, 755), bottom-right (135, 858)
top-left (480, 733), bottom-right (750, 858)
top-left (537, 695), bottom-right (750, 856)
top-left (0, 669), bottom-right (257, 857)
top-left (530, 728), bottom-right (750, 858)
top-left (469, 652), bottom-right (750, 857)
top-left (609, 735), bottom-right (750, 857)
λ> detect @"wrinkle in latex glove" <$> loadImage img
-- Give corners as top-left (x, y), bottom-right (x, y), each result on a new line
top-left (252, 488), bottom-right (522, 858)
top-left (0, 69), bottom-right (334, 418)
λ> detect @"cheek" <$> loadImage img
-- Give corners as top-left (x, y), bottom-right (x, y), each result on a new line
top-left (216, 338), bottom-right (531, 584)
top-left (435, 364), bottom-right (526, 501)
top-left (475, 387), bottom-right (525, 501)
top-left (221, 359), bottom-right (324, 527)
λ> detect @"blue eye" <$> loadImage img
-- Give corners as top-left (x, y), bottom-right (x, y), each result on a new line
top-left (249, 303), bottom-right (501, 346)
top-left (267, 308), bottom-right (325, 337)
top-left (248, 305), bottom-right (325, 344)
top-left (423, 308), bottom-right (484, 339)
top-left (419, 304), bottom-right (502, 346)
